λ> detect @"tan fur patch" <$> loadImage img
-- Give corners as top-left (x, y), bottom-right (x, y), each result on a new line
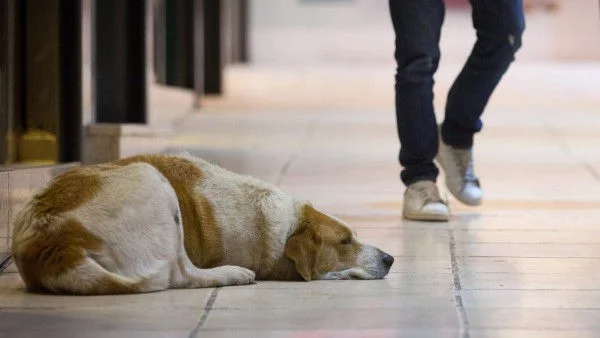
top-left (284, 204), bottom-right (359, 280)
top-left (13, 218), bottom-right (103, 292)
top-left (112, 155), bottom-right (224, 268)
top-left (32, 168), bottom-right (102, 216)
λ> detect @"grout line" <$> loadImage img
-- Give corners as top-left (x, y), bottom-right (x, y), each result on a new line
top-left (583, 162), bottom-right (600, 183)
top-left (448, 229), bottom-right (470, 338)
top-left (189, 287), bottom-right (221, 338)
top-left (275, 120), bottom-right (319, 186)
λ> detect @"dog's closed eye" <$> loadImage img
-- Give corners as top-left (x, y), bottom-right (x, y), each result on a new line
top-left (340, 237), bottom-right (352, 245)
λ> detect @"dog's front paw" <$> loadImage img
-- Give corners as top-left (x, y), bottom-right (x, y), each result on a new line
top-left (206, 265), bottom-right (256, 287)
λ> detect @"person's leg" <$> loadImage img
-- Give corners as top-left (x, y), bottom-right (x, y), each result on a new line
top-left (390, 0), bottom-right (449, 221)
top-left (437, 0), bottom-right (524, 206)
top-left (389, 0), bottom-right (445, 186)
top-left (442, 0), bottom-right (525, 148)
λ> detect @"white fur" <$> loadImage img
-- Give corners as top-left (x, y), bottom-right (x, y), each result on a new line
top-left (181, 155), bottom-right (303, 278)
top-left (69, 161), bottom-right (261, 290)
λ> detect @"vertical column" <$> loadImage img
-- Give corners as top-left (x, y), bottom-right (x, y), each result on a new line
top-left (9, 0), bottom-right (83, 164)
top-left (81, 0), bottom-right (95, 127)
top-left (59, 0), bottom-right (82, 162)
top-left (165, 0), bottom-right (194, 89)
top-left (152, 0), bottom-right (167, 85)
top-left (0, 0), bottom-right (15, 164)
top-left (237, 0), bottom-right (249, 64)
top-left (22, 0), bottom-right (61, 164)
top-left (203, 0), bottom-right (223, 94)
top-left (95, 0), bottom-right (146, 124)
top-left (223, 0), bottom-right (249, 64)
top-left (192, 0), bottom-right (205, 107)
top-left (154, 0), bottom-right (247, 103)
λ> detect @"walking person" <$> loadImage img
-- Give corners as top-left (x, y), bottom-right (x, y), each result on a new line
top-left (389, 0), bottom-right (525, 221)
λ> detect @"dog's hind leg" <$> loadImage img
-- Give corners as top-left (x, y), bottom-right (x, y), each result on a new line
top-left (170, 257), bottom-right (256, 289)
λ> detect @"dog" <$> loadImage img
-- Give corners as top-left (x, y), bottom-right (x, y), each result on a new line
top-left (11, 154), bottom-right (394, 294)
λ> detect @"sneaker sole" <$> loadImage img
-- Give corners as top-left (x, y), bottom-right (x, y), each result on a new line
top-left (442, 175), bottom-right (483, 206)
top-left (403, 212), bottom-right (449, 222)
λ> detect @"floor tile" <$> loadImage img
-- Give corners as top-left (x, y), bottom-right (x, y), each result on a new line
top-left (212, 285), bottom-right (455, 311)
top-left (388, 256), bottom-right (451, 273)
top-left (461, 273), bottom-right (600, 290)
top-left (195, 329), bottom-right (459, 338)
top-left (253, 272), bottom-right (453, 290)
top-left (462, 290), bottom-right (600, 309)
top-left (0, 308), bottom-right (200, 331)
top-left (453, 229), bottom-right (600, 244)
top-left (469, 330), bottom-right (600, 338)
top-left (0, 273), bottom-right (211, 333)
top-left (456, 256), bottom-right (600, 274)
top-left (202, 308), bottom-right (459, 330)
top-left (449, 211), bottom-right (600, 230)
top-left (467, 309), bottom-right (600, 330)
top-left (455, 243), bottom-right (600, 258)
top-left (0, 330), bottom-right (190, 338)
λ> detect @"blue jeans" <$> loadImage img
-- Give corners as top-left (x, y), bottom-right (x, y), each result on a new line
top-left (389, 0), bottom-right (525, 186)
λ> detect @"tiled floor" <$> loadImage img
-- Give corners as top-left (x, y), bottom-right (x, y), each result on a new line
top-left (2, 59), bottom-right (600, 337)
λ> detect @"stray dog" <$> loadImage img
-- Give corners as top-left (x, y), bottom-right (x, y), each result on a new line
top-left (12, 154), bottom-right (394, 294)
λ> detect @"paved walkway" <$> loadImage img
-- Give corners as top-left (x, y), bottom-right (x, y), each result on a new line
top-left (2, 61), bottom-right (600, 337)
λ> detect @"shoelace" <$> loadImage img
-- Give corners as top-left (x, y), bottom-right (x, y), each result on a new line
top-left (415, 184), bottom-right (443, 203)
top-left (452, 148), bottom-right (480, 186)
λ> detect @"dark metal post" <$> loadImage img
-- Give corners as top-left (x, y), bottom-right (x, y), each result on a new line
top-left (95, 0), bottom-right (146, 124)
top-left (59, 0), bottom-right (82, 162)
top-left (238, 0), bottom-right (249, 63)
top-left (203, 0), bottom-right (222, 94)
top-left (193, 0), bottom-right (205, 107)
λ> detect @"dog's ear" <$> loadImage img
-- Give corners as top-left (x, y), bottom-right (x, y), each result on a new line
top-left (284, 223), bottom-right (321, 281)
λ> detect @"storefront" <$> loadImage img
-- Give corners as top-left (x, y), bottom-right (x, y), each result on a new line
top-left (0, 0), bottom-right (248, 167)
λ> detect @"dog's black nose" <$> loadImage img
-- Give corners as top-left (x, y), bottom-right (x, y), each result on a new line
top-left (382, 252), bottom-right (394, 268)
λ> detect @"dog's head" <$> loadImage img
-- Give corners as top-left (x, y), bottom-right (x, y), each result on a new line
top-left (284, 204), bottom-right (394, 281)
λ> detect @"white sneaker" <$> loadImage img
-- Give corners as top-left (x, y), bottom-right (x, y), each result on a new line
top-left (403, 181), bottom-right (450, 222)
top-left (436, 127), bottom-right (483, 206)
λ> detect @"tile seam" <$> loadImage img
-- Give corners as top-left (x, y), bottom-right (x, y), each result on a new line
top-left (448, 228), bottom-right (470, 338)
top-left (189, 287), bottom-right (221, 337)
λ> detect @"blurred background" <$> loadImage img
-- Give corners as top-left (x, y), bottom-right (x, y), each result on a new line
top-left (0, 0), bottom-right (598, 168)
